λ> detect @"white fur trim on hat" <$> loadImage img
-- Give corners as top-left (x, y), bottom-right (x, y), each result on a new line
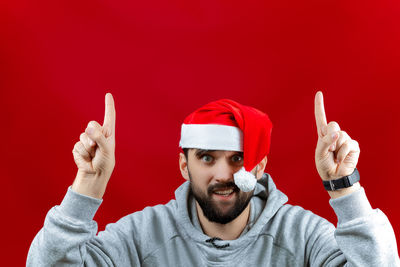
top-left (233, 167), bottom-right (257, 192)
top-left (179, 124), bottom-right (243, 151)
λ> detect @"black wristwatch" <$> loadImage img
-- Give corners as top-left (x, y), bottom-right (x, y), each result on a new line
top-left (323, 168), bottom-right (360, 191)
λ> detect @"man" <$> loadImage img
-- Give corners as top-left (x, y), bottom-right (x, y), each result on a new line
top-left (27, 92), bottom-right (399, 266)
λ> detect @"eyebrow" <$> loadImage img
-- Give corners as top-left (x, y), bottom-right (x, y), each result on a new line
top-left (194, 149), bottom-right (216, 157)
top-left (194, 149), bottom-right (243, 158)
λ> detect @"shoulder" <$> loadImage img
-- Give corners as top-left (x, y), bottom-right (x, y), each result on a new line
top-left (99, 199), bottom-right (180, 254)
top-left (262, 204), bottom-right (336, 251)
top-left (114, 199), bottom-right (178, 233)
top-left (271, 204), bottom-right (335, 235)
top-left (253, 203), bottom-right (337, 262)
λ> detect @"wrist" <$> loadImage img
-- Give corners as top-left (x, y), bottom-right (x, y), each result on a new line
top-left (72, 172), bottom-right (108, 199)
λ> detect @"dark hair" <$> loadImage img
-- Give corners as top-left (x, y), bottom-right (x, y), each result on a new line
top-left (183, 148), bottom-right (189, 159)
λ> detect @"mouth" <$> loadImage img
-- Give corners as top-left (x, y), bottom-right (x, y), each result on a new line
top-left (213, 188), bottom-right (234, 196)
top-left (212, 187), bottom-right (236, 200)
top-left (208, 182), bottom-right (240, 201)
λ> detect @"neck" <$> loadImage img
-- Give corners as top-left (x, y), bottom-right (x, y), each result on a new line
top-left (195, 201), bottom-right (251, 240)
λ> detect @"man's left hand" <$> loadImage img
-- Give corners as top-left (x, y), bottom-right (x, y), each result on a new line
top-left (314, 91), bottom-right (360, 181)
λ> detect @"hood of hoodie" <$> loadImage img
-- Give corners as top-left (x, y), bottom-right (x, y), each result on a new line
top-left (174, 173), bottom-right (288, 261)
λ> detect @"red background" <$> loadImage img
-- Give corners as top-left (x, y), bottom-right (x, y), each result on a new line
top-left (1, 0), bottom-right (399, 265)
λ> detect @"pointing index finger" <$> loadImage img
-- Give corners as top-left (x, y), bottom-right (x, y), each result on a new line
top-left (314, 91), bottom-right (327, 138)
top-left (103, 93), bottom-right (116, 137)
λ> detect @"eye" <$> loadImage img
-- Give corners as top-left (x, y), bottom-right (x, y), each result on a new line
top-left (231, 154), bottom-right (243, 163)
top-left (200, 154), bottom-right (214, 163)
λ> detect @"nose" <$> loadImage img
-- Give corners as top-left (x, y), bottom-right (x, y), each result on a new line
top-left (213, 160), bottom-right (235, 183)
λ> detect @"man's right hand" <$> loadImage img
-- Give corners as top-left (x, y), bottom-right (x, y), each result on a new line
top-left (71, 93), bottom-right (116, 199)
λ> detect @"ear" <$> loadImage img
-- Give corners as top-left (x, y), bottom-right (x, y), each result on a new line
top-left (179, 152), bottom-right (190, 181)
top-left (255, 156), bottom-right (268, 180)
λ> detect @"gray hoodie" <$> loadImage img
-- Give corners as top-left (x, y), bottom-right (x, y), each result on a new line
top-left (27, 174), bottom-right (399, 266)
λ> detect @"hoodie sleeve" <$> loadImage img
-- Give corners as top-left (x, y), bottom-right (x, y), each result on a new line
top-left (26, 187), bottom-right (142, 266)
top-left (310, 187), bottom-right (400, 266)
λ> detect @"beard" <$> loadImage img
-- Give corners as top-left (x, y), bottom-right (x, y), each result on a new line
top-left (188, 170), bottom-right (254, 224)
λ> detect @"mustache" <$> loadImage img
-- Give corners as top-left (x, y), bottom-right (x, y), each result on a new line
top-left (208, 182), bottom-right (240, 194)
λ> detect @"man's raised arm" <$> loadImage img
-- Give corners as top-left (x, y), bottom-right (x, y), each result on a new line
top-left (310, 91), bottom-right (399, 266)
top-left (26, 93), bottom-right (137, 266)
top-left (71, 92), bottom-right (116, 199)
top-left (314, 91), bottom-right (361, 199)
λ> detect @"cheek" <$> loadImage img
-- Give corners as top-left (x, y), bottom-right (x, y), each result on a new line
top-left (190, 178), bottom-right (210, 199)
top-left (189, 171), bottom-right (212, 193)
top-left (189, 163), bottom-right (213, 183)
top-left (192, 174), bottom-right (209, 190)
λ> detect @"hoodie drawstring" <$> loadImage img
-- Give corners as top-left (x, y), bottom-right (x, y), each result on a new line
top-left (205, 237), bottom-right (230, 249)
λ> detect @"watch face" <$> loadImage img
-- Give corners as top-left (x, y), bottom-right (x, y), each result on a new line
top-left (348, 168), bottom-right (360, 185)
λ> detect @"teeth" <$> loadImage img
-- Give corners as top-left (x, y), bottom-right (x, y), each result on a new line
top-left (214, 189), bottom-right (234, 195)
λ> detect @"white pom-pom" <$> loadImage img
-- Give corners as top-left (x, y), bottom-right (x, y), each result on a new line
top-left (233, 167), bottom-right (257, 192)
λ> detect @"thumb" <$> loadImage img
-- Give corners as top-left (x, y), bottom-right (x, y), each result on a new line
top-left (316, 131), bottom-right (339, 158)
top-left (86, 125), bottom-right (108, 153)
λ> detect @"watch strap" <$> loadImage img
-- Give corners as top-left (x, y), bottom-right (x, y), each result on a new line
top-left (323, 168), bottom-right (360, 191)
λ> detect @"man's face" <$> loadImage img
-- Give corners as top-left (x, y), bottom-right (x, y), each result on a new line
top-left (185, 149), bottom-right (255, 224)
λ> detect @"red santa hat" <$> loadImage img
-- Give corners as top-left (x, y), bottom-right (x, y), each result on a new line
top-left (179, 99), bottom-right (272, 190)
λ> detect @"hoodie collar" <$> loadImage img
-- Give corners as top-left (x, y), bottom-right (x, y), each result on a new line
top-left (175, 173), bottom-right (288, 251)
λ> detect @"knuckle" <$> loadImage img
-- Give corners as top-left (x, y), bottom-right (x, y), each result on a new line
top-left (343, 139), bottom-right (351, 146)
top-left (87, 121), bottom-right (95, 129)
top-left (78, 142), bottom-right (89, 153)
top-left (327, 121), bottom-right (340, 130)
top-left (92, 128), bottom-right (101, 136)
top-left (79, 149), bottom-right (90, 158)
top-left (76, 142), bottom-right (85, 152)
top-left (352, 140), bottom-right (361, 152)
top-left (73, 142), bottom-right (86, 157)
top-left (336, 131), bottom-right (343, 141)
top-left (80, 133), bottom-right (86, 142)
top-left (341, 131), bottom-right (352, 142)
top-left (90, 131), bottom-right (101, 142)
top-left (339, 144), bottom-right (350, 154)
top-left (73, 142), bottom-right (80, 150)
top-left (86, 126), bottom-right (104, 140)
top-left (88, 120), bottom-right (100, 128)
